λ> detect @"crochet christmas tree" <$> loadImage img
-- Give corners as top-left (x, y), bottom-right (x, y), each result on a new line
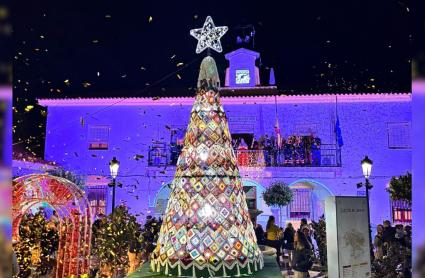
top-left (151, 56), bottom-right (263, 277)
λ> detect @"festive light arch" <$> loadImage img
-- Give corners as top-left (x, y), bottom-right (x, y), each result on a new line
top-left (13, 174), bottom-right (93, 278)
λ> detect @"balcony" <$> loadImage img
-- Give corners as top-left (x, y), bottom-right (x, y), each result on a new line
top-left (148, 142), bottom-right (341, 167)
top-left (235, 144), bottom-right (341, 167)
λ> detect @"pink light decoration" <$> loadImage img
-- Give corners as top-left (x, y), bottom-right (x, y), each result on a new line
top-left (413, 80), bottom-right (425, 94)
top-left (38, 93), bottom-right (411, 107)
top-left (13, 174), bottom-right (93, 277)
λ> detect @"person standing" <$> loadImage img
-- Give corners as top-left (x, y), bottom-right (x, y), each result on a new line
top-left (266, 216), bottom-right (283, 267)
top-left (374, 224), bottom-right (384, 260)
top-left (298, 219), bottom-right (314, 252)
top-left (254, 223), bottom-right (266, 245)
top-left (284, 223), bottom-right (295, 259)
top-left (284, 222), bottom-right (296, 274)
top-left (395, 224), bottom-right (406, 246)
top-left (292, 228), bottom-right (313, 278)
top-left (382, 220), bottom-right (396, 256)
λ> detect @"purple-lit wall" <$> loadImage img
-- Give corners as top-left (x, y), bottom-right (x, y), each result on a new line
top-left (40, 95), bottom-right (411, 229)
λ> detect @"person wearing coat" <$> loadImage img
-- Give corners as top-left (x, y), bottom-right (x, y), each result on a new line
top-left (283, 223), bottom-right (295, 260)
top-left (292, 227), bottom-right (313, 278)
top-left (374, 224), bottom-right (384, 260)
top-left (266, 216), bottom-right (283, 267)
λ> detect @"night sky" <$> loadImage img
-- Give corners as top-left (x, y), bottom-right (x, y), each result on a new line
top-left (13, 0), bottom-right (412, 158)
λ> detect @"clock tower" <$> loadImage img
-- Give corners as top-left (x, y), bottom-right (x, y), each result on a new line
top-left (224, 48), bottom-right (261, 87)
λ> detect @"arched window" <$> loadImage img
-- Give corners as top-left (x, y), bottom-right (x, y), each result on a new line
top-left (289, 188), bottom-right (312, 219)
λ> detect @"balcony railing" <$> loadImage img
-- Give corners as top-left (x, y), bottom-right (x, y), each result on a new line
top-left (148, 143), bottom-right (341, 167)
top-left (235, 144), bottom-right (341, 167)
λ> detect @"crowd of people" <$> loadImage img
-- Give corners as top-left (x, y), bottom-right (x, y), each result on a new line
top-left (254, 216), bottom-right (315, 278)
top-left (232, 134), bottom-right (322, 167)
top-left (254, 216), bottom-right (412, 277)
top-left (153, 132), bottom-right (324, 167)
top-left (373, 220), bottom-right (412, 277)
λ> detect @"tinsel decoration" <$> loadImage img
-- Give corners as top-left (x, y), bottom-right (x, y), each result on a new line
top-left (138, 216), bottom-right (162, 260)
top-left (91, 205), bottom-right (142, 276)
top-left (14, 210), bottom-right (59, 278)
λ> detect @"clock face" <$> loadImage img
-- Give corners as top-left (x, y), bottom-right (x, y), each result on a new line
top-left (235, 70), bottom-right (250, 84)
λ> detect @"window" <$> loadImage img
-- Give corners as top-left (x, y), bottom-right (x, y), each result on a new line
top-left (86, 185), bottom-right (107, 218)
top-left (148, 141), bottom-right (168, 166)
top-left (289, 188), bottom-right (311, 219)
top-left (387, 122), bottom-right (411, 149)
top-left (88, 125), bottom-right (110, 150)
top-left (391, 199), bottom-right (412, 224)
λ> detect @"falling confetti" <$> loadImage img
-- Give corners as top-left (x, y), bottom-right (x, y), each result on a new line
top-left (24, 105), bottom-right (34, 112)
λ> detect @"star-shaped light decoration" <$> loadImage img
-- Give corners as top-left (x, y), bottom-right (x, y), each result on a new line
top-left (190, 16), bottom-right (228, 54)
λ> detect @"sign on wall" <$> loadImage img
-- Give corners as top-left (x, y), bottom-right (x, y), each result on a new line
top-left (325, 196), bottom-right (371, 278)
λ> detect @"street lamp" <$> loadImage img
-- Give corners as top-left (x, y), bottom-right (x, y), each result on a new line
top-left (358, 155), bottom-right (374, 260)
top-left (109, 157), bottom-right (122, 212)
top-left (361, 155), bottom-right (373, 180)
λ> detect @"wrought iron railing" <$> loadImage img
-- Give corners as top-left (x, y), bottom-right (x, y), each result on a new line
top-left (148, 143), bottom-right (341, 167)
top-left (234, 144), bottom-right (341, 167)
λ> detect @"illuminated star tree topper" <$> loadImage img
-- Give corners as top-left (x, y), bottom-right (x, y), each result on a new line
top-left (190, 16), bottom-right (228, 54)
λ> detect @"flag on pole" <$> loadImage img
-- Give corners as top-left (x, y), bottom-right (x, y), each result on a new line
top-left (335, 95), bottom-right (343, 147)
top-left (335, 115), bottom-right (343, 147)
top-left (274, 95), bottom-right (283, 149)
top-left (275, 117), bottom-right (283, 149)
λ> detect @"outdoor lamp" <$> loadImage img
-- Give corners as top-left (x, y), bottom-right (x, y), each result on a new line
top-left (361, 155), bottom-right (373, 180)
top-left (109, 157), bottom-right (120, 179)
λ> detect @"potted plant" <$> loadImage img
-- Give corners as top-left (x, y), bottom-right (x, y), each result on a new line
top-left (262, 181), bottom-right (293, 226)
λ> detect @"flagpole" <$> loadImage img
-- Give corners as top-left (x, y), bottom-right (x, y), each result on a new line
top-left (274, 95), bottom-right (278, 120)
top-left (335, 95), bottom-right (338, 146)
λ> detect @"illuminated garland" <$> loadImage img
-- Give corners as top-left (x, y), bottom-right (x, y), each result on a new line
top-left (13, 174), bottom-right (92, 278)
